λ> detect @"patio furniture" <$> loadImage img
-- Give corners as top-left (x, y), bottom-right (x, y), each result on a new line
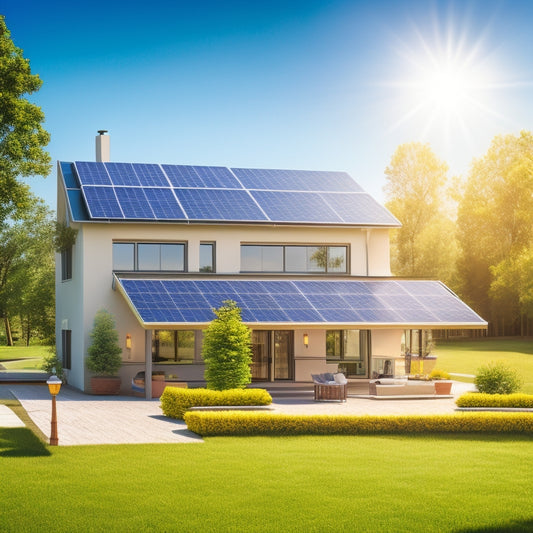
top-left (368, 378), bottom-right (436, 396)
top-left (312, 373), bottom-right (347, 402)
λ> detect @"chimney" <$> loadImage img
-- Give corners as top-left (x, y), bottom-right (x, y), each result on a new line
top-left (95, 130), bottom-right (110, 162)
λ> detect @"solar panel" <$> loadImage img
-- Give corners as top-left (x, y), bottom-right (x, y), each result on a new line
top-left (133, 164), bottom-right (170, 187)
top-left (321, 193), bottom-right (401, 225)
top-left (75, 162), bottom-right (111, 185)
top-left (250, 191), bottom-right (342, 223)
top-left (162, 165), bottom-right (203, 188)
top-left (114, 187), bottom-right (154, 219)
top-left (82, 186), bottom-right (123, 218)
top-left (105, 163), bottom-right (141, 186)
top-left (117, 277), bottom-right (487, 326)
top-left (175, 189), bottom-right (267, 221)
top-left (193, 166), bottom-right (243, 188)
top-left (143, 188), bottom-right (186, 220)
top-left (61, 162), bottom-right (79, 189)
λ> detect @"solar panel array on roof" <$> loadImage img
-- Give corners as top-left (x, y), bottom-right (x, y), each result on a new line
top-left (63, 161), bottom-right (400, 226)
top-left (116, 277), bottom-right (486, 327)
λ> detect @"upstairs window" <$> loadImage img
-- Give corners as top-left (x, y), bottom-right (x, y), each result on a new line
top-left (61, 247), bottom-right (73, 281)
top-left (113, 242), bottom-right (186, 272)
top-left (199, 242), bottom-right (215, 272)
top-left (241, 244), bottom-right (347, 274)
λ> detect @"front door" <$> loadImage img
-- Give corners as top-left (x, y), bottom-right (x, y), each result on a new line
top-left (251, 330), bottom-right (293, 381)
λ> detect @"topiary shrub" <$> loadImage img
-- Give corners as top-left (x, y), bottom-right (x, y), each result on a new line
top-left (429, 369), bottom-right (450, 380)
top-left (86, 309), bottom-right (123, 376)
top-left (202, 300), bottom-right (252, 390)
top-left (474, 361), bottom-right (522, 394)
top-left (456, 392), bottom-right (533, 408)
top-left (160, 387), bottom-right (272, 419)
top-left (184, 412), bottom-right (533, 436)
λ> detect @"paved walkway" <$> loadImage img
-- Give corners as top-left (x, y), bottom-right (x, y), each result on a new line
top-left (1, 381), bottom-right (476, 446)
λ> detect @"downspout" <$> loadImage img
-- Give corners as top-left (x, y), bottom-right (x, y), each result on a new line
top-left (145, 330), bottom-right (152, 399)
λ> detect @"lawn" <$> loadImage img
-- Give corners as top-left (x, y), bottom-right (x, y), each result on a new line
top-left (0, 345), bottom-right (51, 370)
top-left (434, 338), bottom-right (533, 394)
top-left (1, 430), bottom-right (532, 532)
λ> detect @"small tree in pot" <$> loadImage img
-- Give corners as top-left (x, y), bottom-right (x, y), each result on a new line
top-left (87, 309), bottom-right (123, 394)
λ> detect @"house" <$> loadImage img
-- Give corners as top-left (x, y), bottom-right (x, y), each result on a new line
top-left (55, 132), bottom-right (487, 397)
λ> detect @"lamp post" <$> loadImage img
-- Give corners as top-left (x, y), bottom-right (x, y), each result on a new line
top-left (46, 374), bottom-right (62, 446)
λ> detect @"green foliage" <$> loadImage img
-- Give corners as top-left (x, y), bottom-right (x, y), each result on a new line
top-left (40, 350), bottom-right (64, 381)
top-left (428, 369), bottom-right (450, 380)
top-left (0, 16), bottom-right (51, 224)
top-left (53, 222), bottom-right (78, 253)
top-left (184, 411), bottom-right (533, 436)
top-left (384, 142), bottom-right (457, 284)
top-left (475, 361), bottom-right (523, 394)
top-left (456, 393), bottom-right (533, 408)
top-left (160, 387), bottom-right (272, 419)
top-left (86, 310), bottom-right (122, 376)
top-left (202, 300), bottom-right (252, 390)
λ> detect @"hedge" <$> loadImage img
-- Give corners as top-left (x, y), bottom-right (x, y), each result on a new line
top-left (160, 387), bottom-right (272, 419)
top-left (183, 411), bottom-right (533, 436)
top-left (456, 392), bottom-right (533, 408)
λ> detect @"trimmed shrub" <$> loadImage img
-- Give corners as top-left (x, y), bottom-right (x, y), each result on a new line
top-left (474, 361), bottom-right (522, 394)
top-left (202, 300), bottom-right (252, 390)
top-left (86, 309), bottom-right (122, 376)
top-left (456, 392), bottom-right (533, 408)
top-left (184, 411), bottom-right (533, 436)
top-left (160, 387), bottom-right (272, 419)
top-left (429, 368), bottom-right (450, 380)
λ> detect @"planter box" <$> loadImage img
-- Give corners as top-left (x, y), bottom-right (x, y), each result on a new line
top-left (434, 381), bottom-right (453, 395)
top-left (90, 376), bottom-right (121, 395)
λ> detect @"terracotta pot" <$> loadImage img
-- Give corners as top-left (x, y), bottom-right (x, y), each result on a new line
top-left (434, 381), bottom-right (452, 395)
top-left (90, 376), bottom-right (121, 395)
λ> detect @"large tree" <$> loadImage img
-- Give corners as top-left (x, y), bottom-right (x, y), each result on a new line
top-left (384, 142), bottom-right (457, 284)
top-left (456, 131), bottom-right (533, 333)
top-left (0, 15), bottom-right (51, 225)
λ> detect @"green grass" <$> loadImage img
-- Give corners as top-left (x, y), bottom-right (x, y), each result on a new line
top-left (1, 432), bottom-right (532, 532)
top-left (434, 339), bottom-right (533, 394)
top-left (0, 345), bottom-right (51, 370)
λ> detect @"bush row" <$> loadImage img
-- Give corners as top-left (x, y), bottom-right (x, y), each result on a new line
top-left (183, 411), bottom-right (533, 436)
top-left (456, 393), bottom-right (533, 408)
top-left (160, 387), bottom-right (272, 419)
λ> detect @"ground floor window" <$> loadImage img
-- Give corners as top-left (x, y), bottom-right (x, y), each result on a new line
top-left (326, 330), bottom-right (370, 377)
top-left (402, 329), bottom-right (433, 374)
top-left (251, 330), bottom-right (294, 381)
top-left (62, 329), bottom-right (71, 369)
top-left (152, 330), bottom-right (195, 363)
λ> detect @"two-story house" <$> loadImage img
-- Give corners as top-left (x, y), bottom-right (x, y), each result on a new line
top-left (55, 133), bottom-right (486, 397)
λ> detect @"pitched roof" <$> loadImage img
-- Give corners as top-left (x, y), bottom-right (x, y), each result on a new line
top-left (59, 161), bottom-right (400, 227)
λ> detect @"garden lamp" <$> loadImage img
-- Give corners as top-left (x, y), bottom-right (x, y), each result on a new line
top-left (46, 374), bottom-right (62, 446)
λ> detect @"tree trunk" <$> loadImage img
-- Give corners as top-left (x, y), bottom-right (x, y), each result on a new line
top-left (4, 317), bottom-right (13, 346)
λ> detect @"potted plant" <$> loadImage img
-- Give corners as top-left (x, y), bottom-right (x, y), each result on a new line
top-left (86, 309), bottom-right (123, 395)
top-left (429, 369), bottom-right (452, 394)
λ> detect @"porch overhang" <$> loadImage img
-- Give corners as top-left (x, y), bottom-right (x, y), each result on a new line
top-left (113, 275), bottom-right (487, 331)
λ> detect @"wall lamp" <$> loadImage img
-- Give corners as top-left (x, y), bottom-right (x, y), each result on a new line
top-left (126, 334), bottom-right (132, 350)
top-left (303, 333), bottom-right (309, 348)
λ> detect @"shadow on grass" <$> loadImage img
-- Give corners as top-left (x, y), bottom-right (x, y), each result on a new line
top-left (0, 427), bottom-right (51, 457)
top-left (455, 518), bottom-right (533, 532)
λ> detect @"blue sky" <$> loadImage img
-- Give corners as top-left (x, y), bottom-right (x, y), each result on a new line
top-left (4, 0), bottom-right (533, 209)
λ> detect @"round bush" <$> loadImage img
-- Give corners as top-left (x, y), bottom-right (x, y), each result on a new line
top-left (474, 361), bottom-right (522, 394)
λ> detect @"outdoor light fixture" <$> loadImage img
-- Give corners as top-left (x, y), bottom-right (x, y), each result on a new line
top-left (46, 373), bottom-right (62, 446)
top-left (126, 334), bottom-right (132, 349)
top-left (303, 333), bottom-right (309, 348)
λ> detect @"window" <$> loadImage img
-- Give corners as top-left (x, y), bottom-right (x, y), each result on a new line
top-left (113, 242), bottom-right (186, 272)
top-left (200, 243), bottom-right (215, 272)
top-left (62, 330), bottom-right (72, 370)
top-left (326, 330), bottom-right (370, 377)
top-left (61, 247), bottom-right (73, 280)
top-left (241, 245), bottom-right (347, 273)
top-left (152, 330), bottom-right (195, 363)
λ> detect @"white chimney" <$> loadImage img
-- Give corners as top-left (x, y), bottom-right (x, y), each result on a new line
top-left (95, 130), bottom-right (110, 162)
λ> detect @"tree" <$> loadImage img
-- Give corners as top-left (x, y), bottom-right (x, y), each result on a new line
top-left (0, 15), bottom-right (51, 225)
top-left (456, 131), bottom-right (533, 332)
top-left (384, 142), bottom-right (457, 284)
top-left (86, 310), bottom-right (123, 376)
top-left (202, 300), bottom-right (252, 390)
top-left (0, 194), bottom-right (54, 345)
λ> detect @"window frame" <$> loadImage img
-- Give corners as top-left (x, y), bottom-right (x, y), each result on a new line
top-left (62, 329), bottom-right (72, 370)
top-left (113, 242), bottom-right (187, 272)
top-left (199, 242), bottom-right (216, 273)
top-left (61, 247), bottom-right (73, 281)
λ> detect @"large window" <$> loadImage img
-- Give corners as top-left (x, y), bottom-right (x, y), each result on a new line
top-left (113, 242), bottom-right (186, 272)
top-left (61, 247), bottom-right (72, 281)
top-left (199, 242), bottom-right (215, 272)
top-left (62, 329), bottom-right (71, 370)
top-left (241, 245), bottom-right (347, 273)
top-left (326, 330), bottom-right (370, 377)
top-left (152, 330), bottom-right (195, 363)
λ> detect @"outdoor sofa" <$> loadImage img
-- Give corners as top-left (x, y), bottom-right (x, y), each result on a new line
top-left (312, 373), bottom-right (348, 402)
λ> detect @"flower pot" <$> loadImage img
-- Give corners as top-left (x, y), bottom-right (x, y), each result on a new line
top-left (90, 376), bottom-right (121, 395)
top-left (434, 381), bottom-right (452, 395)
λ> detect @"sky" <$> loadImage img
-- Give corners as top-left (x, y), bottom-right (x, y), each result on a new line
top-left (4, 0), bottom-right (533, 210)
